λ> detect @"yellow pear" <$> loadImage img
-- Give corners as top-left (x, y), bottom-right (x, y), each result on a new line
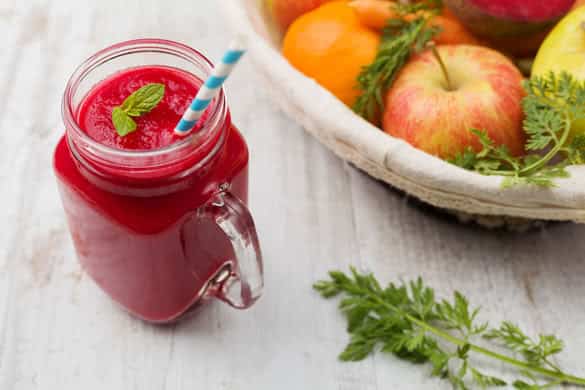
top-left (533, 6), bottom-right (585, 80)
top-left (533, 6), bottom-right (585, 135)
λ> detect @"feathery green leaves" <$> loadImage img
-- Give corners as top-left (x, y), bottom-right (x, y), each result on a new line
top-left (353, 3), bottom-right (441, 123)
top-left (451, 72), bottom-right (585, 188)
top-left (485, 322), bottom-right (564, 372)
top-left (315, 268), bottom-right (585, 389)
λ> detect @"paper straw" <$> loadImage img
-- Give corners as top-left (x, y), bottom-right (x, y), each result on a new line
top-left (174, 37), bottom-right (246, 136)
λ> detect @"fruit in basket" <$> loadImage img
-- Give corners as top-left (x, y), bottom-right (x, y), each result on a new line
top-left (533, 5), bottom-right (585, 136)
top-left (349, 0), bottom-right (450, 31)
top-left (444, 0), bottom-right (575, 37)
top-left (282, 2), bottom-right (381, 106)
top-left (429, 15), bottom-right (481, 45)
top-left (444, 0), bottom-right (576, 55)
top-left (272, 0), bottom-right (333, 32)
top-left (533, 6), bottom-right (585, 81)
top-left (349, 0), bottom-right (480, 45)
top-left (480, 31), bottom-right (550, 58)
top-left (383, 45), bottom-right (525, 159)
top-left (349, 0), bottom-right (400, 30)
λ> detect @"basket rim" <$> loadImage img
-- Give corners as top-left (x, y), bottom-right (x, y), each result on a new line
top-left (221, 0), bottom-right (585, 222)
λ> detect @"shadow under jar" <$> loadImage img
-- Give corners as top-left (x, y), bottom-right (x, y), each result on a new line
top-left (53, 39), bottom-right (263, 323)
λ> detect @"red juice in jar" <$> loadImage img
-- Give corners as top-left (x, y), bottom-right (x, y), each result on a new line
top-left (53, 39), bottom-right (263, 323)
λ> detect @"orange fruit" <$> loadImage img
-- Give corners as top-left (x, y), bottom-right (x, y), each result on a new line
top-left (272, 0), bottom-right (335, 32)
top-left (440, 5), bottom-right (459, 20)
top-left (282, 2), bottom-right (381, 106)
top-left (349, 0), bottom-right (400, 30)
top-left (430, 15), bottom-right (481, 45)
top-left (349, 0), bottom-right (480, 45)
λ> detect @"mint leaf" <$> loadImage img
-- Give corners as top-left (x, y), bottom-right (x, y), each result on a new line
top-left (121, 83), bottom-right (165, 117)
top-left (112, 83), bottom-right (165, 137)
top-left (112, 107), bottom-right (137, 136)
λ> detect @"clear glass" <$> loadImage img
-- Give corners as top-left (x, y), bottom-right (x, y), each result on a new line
top-left (54, 39), bottom-right (263, 323)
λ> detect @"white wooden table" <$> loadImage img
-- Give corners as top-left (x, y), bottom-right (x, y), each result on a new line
top-left (1, 1), bottom-right (584, 389)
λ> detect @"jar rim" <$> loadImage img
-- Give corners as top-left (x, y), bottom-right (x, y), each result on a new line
top-left (61, 38), bottom-right (227, 163)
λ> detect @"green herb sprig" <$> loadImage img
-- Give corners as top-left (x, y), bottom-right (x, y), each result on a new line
top-left (451, 72), bottom-right (585, 188)
top-left (314, 268), bottom-right (585, 389)
top-left (353, 5), bottom-right (441, 123)
top-left (111, 83), bottom-right (165, 136)
top-left (395, 0), bottom-right (444, 14)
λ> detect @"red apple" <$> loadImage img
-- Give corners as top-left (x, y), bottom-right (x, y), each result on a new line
top-left (444, 0), bottom-right (575, 38)
top-left (383, 45), bottom-right (525, 160)
top-left (444, 0), bottom-right (575, 56)
top-left (272, 0), bottom-right (333, 32)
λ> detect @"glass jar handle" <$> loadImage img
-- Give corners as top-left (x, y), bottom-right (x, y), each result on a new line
top-left (199, 184), bottom-right (263, 309)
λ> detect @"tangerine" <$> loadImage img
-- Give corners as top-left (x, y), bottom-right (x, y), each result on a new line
top-left (282, 2), bottom-right (381, 106)
top-left (349, 0), bottom-right (480, 45)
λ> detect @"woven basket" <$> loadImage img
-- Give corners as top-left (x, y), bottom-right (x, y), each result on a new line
top-left (222, 0), bottom-right (585, 224)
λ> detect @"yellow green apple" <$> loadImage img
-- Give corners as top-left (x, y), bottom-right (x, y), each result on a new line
top-left (533, 6), bottom-right (585, 80)
top-left (383, 45), bottom-right (526, 160)
top-left (533, 6), bottom-right (585, 135)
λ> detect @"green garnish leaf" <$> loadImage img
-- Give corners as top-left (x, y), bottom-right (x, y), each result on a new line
top-left (315, 268), bottom-right (585, 389)
top-left (470, 368), bottom-right (507, 388)
top-left (120, 83), bottom-right (165, 117)
top-left (484, 322), bottom-right (564, 370)
top-left (394, 0), bottom-right (443, 14)
top-left (112, 107), bottom-right (137, 137)
top-left (112, 83), bottom-right (165, 136)
top-left (451, 71), bottom-right (585, 188)
top-left (353, 4), bottom-right (441, 123)
top-left (567, 134), bottom-right (585, 165)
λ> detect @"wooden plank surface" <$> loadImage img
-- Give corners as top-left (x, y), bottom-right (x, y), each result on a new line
top-left (1, 1), bottom-right (584, 389)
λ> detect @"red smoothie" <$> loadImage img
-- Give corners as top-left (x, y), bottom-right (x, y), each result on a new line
top-left (78, 66), bottom-right (211, 151)
top-left (54, 41), bottom-right (262, 322)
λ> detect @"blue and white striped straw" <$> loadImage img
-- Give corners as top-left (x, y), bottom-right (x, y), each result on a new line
top-left (174, 37), bottom-right (246, 136)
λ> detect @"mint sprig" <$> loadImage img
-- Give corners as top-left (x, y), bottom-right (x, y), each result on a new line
top-left (111, 83), bottom-right (165, 136)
